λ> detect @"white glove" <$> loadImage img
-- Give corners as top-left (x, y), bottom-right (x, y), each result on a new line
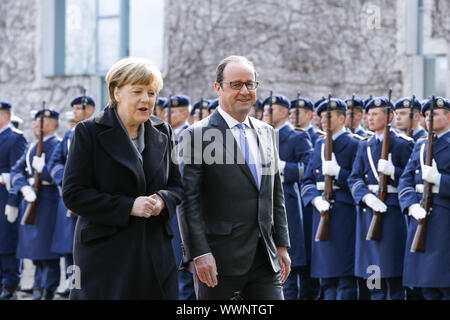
top-left (377, 153), bottom-right (395, 180)
top-left (322, 152), bottom-right (340, 177)
top-left (408, 203), bottom-right (427, 221)
top-left (21, 185), bottom-right (37, 203)
top-left (32, 153), bottom-right (46, 173)
top-left (363, 193), bottom-right (387, 213)
top-left (1, 173), bottom-right (11, 191)
top-left (312, 196), bottom-right (331, 212)
top-left (422, 159), bottom-right (440, 185)
top-left (5, 205), bottom-right (18, 223)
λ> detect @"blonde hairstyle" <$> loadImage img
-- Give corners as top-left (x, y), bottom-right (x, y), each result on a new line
top-left (105, 57), bottom-right (163, 108)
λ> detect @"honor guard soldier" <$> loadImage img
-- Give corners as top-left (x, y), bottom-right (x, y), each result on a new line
top-left (190, 98), bottom-right (210, 124)
top-left (252, 98), bottom-right (263, 120)
top-left (47, 95), bottom-right (95, 298)
top-left (262, 94), bottom-right (313, 300)
top-left (345, 97), bottom-right (374, 137)
top-left (166, 95), bottom-right (196, 299)
top-left (394, 97), bottom-right (427, 141)
top-left (288, 96), bottom-right (321, 299)
top-left (0, 102), bottom-right (28, 300)
top-left (348, 97), bottom-right (414, 300)
top-left (398, 97), bottom-right (450, 300)
top-left (154, 97), bottom-right (167, 120)
top-left (165, 95), bottom-right (190, 145)
top-left (301, 98), bottom-right (360, 300)
top-left (10, 108), bottom-right (62, 300)
top-left (207, 98), bottom-right (219, 115)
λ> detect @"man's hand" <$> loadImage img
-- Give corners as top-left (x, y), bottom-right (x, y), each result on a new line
top-left (322, 152), bottom-right (340, 177)
top-left (277, 247), bottom-right (291, 284)
top-left (422, 159), bottom-right (440, 185)
top-left (194, 253), bottom-right (218, 288)
top-left (21, 185), bottom-right (37, 203)
top-left (363, 193), bottom-right (387, 213)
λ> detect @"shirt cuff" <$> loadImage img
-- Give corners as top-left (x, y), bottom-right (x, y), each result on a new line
top-left (193, 252), bottom-right (212, 261)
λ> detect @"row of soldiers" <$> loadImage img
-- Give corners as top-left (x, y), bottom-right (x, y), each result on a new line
top-left (154, 93), bottom-right (449, 301)
top-left (0, 96), bottom-right (95, 300)
top-left (0, 92), bottom-right (448, 300)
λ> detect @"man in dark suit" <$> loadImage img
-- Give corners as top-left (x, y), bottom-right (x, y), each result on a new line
top-left (178, 55), bottom-right (291, 300)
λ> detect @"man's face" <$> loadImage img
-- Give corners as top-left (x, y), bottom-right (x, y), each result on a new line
top-left (215, 62), bottom-right (256, 121)
top-left (367, 107), bottom-right (392, 132)
top-left (72, 104), bottom-right (95, 122)
top-left (263, 104), bottom-right (288, 128)
top-left (0, 110), bottom-right (10, 129)
top-left (394, 108), bottom-right (420, 131)
top-left (320, 110), bottom-right (344, 133)
top-left (344, 109), bottom-right (362, 128)
top-left (425, 109), bottom-right (450, 133)
top-left (193, 108), bottom-right (209, 122)
top-left (166, 107), bottom-right (188, 128)
top-left (289, 108), bottom-right (312, 127)
top-left (33, 117), bottom-right (57, 137)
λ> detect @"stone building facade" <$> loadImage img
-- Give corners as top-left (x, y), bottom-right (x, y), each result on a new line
top-left (0, 0), bottom-right (449, 139)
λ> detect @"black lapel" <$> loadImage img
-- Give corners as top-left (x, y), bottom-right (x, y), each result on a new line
top-left (96, 108), bottom-right (146, 194)
top-left (141, 116), bottom-right (168, 191)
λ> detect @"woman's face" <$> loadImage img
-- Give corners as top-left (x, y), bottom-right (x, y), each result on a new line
top-left (114, 83), bottom-right (157, 126)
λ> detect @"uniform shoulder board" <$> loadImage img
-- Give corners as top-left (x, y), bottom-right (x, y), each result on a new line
top-left (352, 133), bottom-right (365, 140)
top-left (11, 127), bottom-right (23, 135)
top-left (318, 134), bottom-right (326, 139)
top-left (398, 133), bottom-right (414, 141)
top-left (294, 126), bottom-right (305, 131)
top-left (316, 129), bottom-right (326, 135)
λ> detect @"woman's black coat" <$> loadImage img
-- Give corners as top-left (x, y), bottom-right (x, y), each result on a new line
top-left (63, 107), bottom-right (183, 299)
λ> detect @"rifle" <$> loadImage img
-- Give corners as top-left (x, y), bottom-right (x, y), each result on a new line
top-left (21, 101), bottom-right (46, 225)
top-left (315, 94), bottom-right (333, 242)
top-left (167, 96), bottom-right (172, 126)
top-left (366, 89), bottom-right (392, 241)
top-left (410, 96), bottom-right (435, 252)
top-left (295, 92), bottom-right (300, 127)
top-left (407, 95), bottom-right (415, 138)
top-left (269, 91), bottom-right (273, 126)
top-left (81, 88), bottom-right (87, 121)
top-left (350, 94), bottom-right (355, 134)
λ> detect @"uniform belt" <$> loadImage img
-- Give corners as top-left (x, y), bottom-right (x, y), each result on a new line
top-left (28, 178), bottom-right (53, 186)
top-left (415, 184), bottom-right (439, 194)
top-left (316, 182), bottom-right (341, 191)
top-left (368, 184), bottom-right (398, 193)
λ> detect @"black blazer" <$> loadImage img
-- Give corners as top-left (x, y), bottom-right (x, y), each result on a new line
top-left (63, 107), bottom-right (183, 299)
top-left (178, 110), bottom-right (290, 277)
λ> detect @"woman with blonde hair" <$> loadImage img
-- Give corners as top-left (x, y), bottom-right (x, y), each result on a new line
top-left (63, 57), bottom-right (183, 299)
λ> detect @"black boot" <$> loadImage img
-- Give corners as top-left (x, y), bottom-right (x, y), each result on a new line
top-left (0, 287), bottom-right (16, 300)
top-left (41, 288), bottom-right (55, 300)
top-left (32, 287), bottom-right (43, 300)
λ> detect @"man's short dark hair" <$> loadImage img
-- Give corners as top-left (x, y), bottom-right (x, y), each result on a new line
top-left (216, 55), bottom-right (258, 84)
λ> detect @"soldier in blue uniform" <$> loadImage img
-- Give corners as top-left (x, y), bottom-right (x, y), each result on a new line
top-left (289, 97), bottom-right (324, 147)
top-left (166, 95), bottom-right (191, 144)
top-left (166, 95), bottom-right (196, 300)
top-left (252, 98), bottom-right (263, 120)
top-left (288, 96), bottom-right (321, 299)
top-left (47, 95), bottom-right (96, 298)
top-left (190, 98), bottom-right (210, 124)
top-left (344, 97), bottom-right (374, 137)
top-left (207, 98), bottom-right (219, 115)
top-left (398, 97), bottom-right (450, 300)
top-left (10, 109), bottom-right (62, 300)
top-left (262, 95), bottom-right (313, 300)
top-left (348, 97), bottom-right (414, 300)
top-left (0, 102), bottom-right (28, 299)
top-left (154, 97), bottom-right (167, 120)
top-left (394, 97), bottom-right (427, 141)
top-left (301, 98), bottom-right (360, 300)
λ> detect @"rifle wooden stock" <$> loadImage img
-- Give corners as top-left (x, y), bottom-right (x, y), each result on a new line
top-left (411, 97), bottom-right (435, 252)
top-left (315, 95), bottom-right (333, 242)
top-left (21, 102), bottom-right (45, 225)
top-left (366, 93), bottom-right (391, 241)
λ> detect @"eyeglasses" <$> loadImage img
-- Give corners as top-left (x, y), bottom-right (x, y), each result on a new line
top-left (221, 81), bottom-right (259, 91)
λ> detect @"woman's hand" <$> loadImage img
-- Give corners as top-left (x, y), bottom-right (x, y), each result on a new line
top-left (130, 194), bottom-right (165, 218)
